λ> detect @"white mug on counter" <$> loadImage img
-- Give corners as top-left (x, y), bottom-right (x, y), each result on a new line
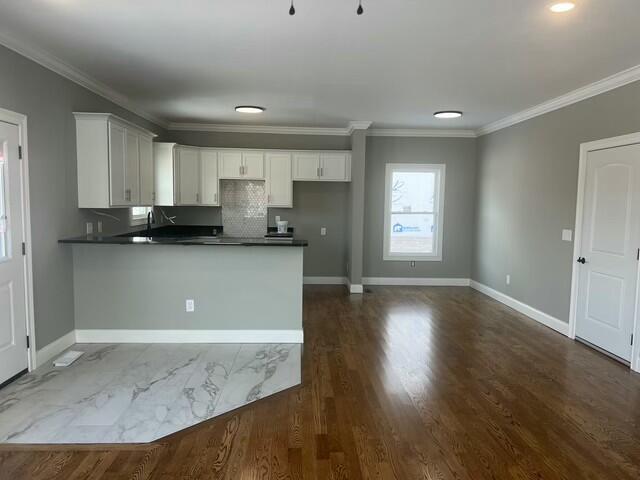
top-left (276, 220), bottom-right (289, 234)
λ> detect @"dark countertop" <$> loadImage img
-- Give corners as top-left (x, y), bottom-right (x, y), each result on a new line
top-left (59, 225), bottom-right (308, 247)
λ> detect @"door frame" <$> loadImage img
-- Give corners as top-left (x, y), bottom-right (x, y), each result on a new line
top-left (0, 107), bottom-right (36, 371)
top-left (568, 131), bottom-right (640, 373)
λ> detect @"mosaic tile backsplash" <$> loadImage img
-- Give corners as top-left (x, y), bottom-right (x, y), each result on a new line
top-left (221, 180), bottom-right (267, 237)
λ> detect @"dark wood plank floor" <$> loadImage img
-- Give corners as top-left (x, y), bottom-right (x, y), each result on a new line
top-left (1, 285), bottom-right (639, 479)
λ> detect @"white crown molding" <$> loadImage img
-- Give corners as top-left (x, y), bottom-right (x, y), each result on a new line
top-left (0, 32), bottom-right (169, 130)
top-left (347, 120), bottom-right (373, 133)
top-left (169, 121), bottom-right (476, 138)
top-left (167, 122), bottom-right (351, 136)
top-left (478, 63), bottom-right (640, 136)
top-left (368, 128), bottom-right (477, 138)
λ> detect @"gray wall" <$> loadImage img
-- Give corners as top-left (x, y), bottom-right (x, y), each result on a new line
top-left (0, 44), bottom-right (166, 349)
top-left (364, 136), bottom-right (477, 278)
top-left (165, 130), bottom-right (351, 277)
top-left (73, 245), bottom-right (303, 331)
top-left (473, 80), bottom-right (640, 322)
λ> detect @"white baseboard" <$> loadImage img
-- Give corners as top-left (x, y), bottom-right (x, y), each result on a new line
top-left (75, 329), bottom-right (304, 344)
top-left (35, 330), bottom-right (77, 368)
top-left (470, 280), bottom-right (569, 336)
top-left (303, 276), bottom-right (347, 285)
top-left (362, 277), bottom-right (471, 286)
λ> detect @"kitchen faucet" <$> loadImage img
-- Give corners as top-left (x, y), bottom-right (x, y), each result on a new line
top-left (147, 210), bottom-right (155, 237)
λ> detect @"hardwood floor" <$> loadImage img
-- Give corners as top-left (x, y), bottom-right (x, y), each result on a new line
top-left (1, 285), bottom-right (639, 479)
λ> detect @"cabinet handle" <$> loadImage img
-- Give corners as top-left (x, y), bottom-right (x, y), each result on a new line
top-left (196, 193), bottom-right (200, 203)
top-left (267, 194), bottom-right (271, 203)
top-left (125, 189), bottom-right (131, 201)
top-left (240, 165), bottom-right (244, 176)
top-left (317, 167), bottom-right (320, 178)
top-left (320, 167), bottom-right (324, 177)
top-left (214, 193), bottom-right (217, 203)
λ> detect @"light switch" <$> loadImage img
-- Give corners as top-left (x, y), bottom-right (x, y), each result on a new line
top-left (562, 229), bottom-right (573, 242)
top-left (320, 227), bottom-right (327, 236)
top-left (185, 299), bottom-right (195, 313)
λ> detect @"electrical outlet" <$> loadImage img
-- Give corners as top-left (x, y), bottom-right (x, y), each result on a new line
top-left (506, 274), bottom-right (511, 285)
top-left (86, 222), bottom-right (93, 235)
top-left (275, 215), bottom-right (281, 223)
top-left (97, 221), bottom-right (103, 233)
top-left (320, 227), bottom-right (327, 236)
top-left (185, 299), bottom-right (195, 312)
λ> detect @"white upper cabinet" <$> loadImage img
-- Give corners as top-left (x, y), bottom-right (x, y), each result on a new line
top-left (176, 147), bottom-right (200, 205)
top-left (266, 152), bottom-right (293, 208)
top-left (75, 113), bottom-right (157, 209)
top-left (293, 152), bottom-right (321, 181)
top-left (139, 136), bottom-right (154, 205)
top-left (200, 149), bottom-right (219, 206)
top-left (219, 151), bottom-right (243, 179)
top-left (153, 144), bottom-right (220, 207)
top-left (242, 151), bottom-right (265, 179)
top-left (218, 150), bottom-right (265, 179)
top-left (292, 151), bottom-right (351, 182)
top-left (319, 152), bottom-right (351, 181)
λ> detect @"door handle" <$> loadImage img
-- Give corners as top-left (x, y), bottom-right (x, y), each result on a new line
top-left (577, 257), bottom-right (586, 264)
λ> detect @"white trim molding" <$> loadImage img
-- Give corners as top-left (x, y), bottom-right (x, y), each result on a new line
top-left (303, 276), bottom-right (348, 285)
top-left (478, 64), bottom-right (640, 136)
top-left (569, 132), bottom-right (640, 373)
top-left (368, 128), bottom-right (477, 138)
top-left (168, 122), bottom-right (477, 138)
top-left (0, 32), bottom-right (168, 129)
top-left (470, 281), bottom-right (570, 337)
top-left (35, 330), bottom-right (77, 368)
top-left (75, 329), bottom-right (304, 344)
top-left (363, 277), bottom-right (471, 286)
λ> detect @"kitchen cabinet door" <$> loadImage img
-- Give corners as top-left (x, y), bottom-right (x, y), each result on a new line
top-left (176, 147), bottom-right (200, 205)
top-left (108, 122), bottom-right (127, 206)
top-left (139, 135), bottom-right (154, 206)
top-left (320, 152), bottom-right (349, 181)
top-left (125, 131), bottom-right (141, 205)
top-left (219, 151), bottom-right (243, 179)
top-left (292, 152), bottom-right (320, 180)
top-left (200, 150), bottom-right (219, 206)
top-left (242, 151), bottom-right (264, 179)
top-left (266, 152), bottom-right (292, 208)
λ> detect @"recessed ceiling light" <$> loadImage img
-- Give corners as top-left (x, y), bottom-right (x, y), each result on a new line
top-left (434, 111), bottom-right (463, 119)
top-left (549, 2), bottom-right (576, 13)
top-left (235, 106), bottom-right (265, 114)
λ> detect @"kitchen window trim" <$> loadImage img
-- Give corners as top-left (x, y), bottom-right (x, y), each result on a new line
top-left (130, 206), bottom-right (153, 226)
top-left (383, 163), bottom-right (446, 262)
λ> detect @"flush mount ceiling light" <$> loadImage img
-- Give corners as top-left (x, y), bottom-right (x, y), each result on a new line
top-left (288, 0), bottom-right (364, 16)
top-left (434, 111), bottom-right (463, 119)
top-left (235, 106), bottom-right (265, 114)
top-left (549, 2), bottom-right (576, 13)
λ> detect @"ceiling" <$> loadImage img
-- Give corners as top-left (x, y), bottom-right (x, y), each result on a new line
top-left (1, 0), bottom-right (639, 130)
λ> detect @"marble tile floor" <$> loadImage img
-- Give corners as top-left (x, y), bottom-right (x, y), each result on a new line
top-left (0, 343), bottom-right (301, 444)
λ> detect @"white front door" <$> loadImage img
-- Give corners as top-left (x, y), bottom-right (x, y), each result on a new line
top-left (575, 143), bottom-right (640, 361)
top-left (0, 120), bottom-right (28, 384)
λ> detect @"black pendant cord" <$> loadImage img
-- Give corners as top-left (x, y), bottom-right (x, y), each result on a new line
top-left (357, 0), bottom-right (364, 15)
top-left (289, 0), bottom-right (295, 15)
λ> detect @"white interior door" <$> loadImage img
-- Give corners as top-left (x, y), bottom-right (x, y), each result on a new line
top-left (0, 121), bottom-right (28, 384)
top-left (575, 143), bottom-right (640, 361)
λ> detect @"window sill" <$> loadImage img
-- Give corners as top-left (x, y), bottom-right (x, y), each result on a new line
top-left (383, 255), bottom-right (443, 262)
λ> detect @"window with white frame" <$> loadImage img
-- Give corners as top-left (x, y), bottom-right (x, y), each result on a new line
top-left (130, 206), bottom-right (153, 226)
top-left (383, 163), bottom-right (445, 261)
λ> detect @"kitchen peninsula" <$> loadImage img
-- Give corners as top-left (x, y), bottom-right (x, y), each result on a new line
top-left (60, 225), bottom-right (307, 344)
